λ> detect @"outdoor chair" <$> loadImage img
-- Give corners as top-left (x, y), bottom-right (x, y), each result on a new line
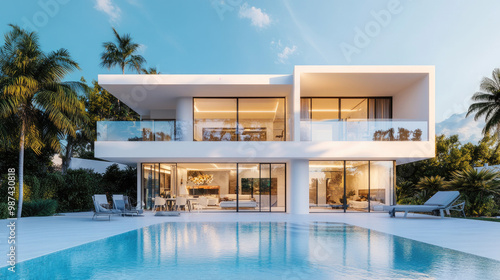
top-left (94, 194), bottom-right (121, 214)
top-left (124, 195), bottom-right (144, 214)
top-left (92, 195), bottom-right (115, 220)
top-left (383, 191), bottom-right (465, 218)
top-left (113, 194), bottom-right (142, 216)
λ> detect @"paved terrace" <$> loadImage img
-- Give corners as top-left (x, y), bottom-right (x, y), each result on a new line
top-left (1, 212), bottom-right (499, 267)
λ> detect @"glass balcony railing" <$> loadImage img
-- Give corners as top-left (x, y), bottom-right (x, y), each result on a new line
top-left (97, 119), bottom-right (428, 142)
top-left (97, 121), bottom-right (176, 141)
top-left (300, 119), bottom-right (428, 141)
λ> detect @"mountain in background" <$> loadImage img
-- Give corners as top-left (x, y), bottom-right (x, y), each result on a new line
top-left (435, 112), bottom-right (485, 144)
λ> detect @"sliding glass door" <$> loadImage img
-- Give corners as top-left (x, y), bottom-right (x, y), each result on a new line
top-left (309, 161), bottom-right (394, 213)
top-left (237, 163), bottom-right (286, 212)
top-left (142, 162), bottom-right (286, 212)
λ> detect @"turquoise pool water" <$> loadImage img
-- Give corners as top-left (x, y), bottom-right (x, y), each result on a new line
top-left (2, 222), bottom-right (500, 279)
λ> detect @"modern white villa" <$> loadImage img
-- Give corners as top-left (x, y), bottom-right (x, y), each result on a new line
top-left (94, 65), bottom-right (435, 214)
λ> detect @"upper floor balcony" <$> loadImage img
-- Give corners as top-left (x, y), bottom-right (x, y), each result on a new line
top-left (95, 66), bottom-right (435, 163)
top-left (97, 119), bottom-right (428, 142)
top-left (300, 119), bottom-right (428, 141)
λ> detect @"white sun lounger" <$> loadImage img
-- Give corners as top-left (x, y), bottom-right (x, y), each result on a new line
top-left (383, 191), bottom-right (464, 218)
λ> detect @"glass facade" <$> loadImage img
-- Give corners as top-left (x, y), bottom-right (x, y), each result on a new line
top-left (309, 161), bottom-right (394, 212)
top-left (301, 97), bottom-right (391, 121)
top-left (193, 98), bottom-right (286, 141)
top-left (142, 162), bottom-right (286, 212)
top-left (301, 97), bottom-right (427, 141)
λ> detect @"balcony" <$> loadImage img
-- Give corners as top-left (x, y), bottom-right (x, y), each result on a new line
top-left (300, 119), bottom-right (428, 141)
top-left (97, 121), bottom-right (176, 141)
top-left (96, 121), bottom-right (285, 142)
top-left (97, 119), bottom-right (428, 143)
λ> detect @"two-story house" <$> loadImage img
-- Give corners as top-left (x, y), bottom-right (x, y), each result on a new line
top-left (95, 65), bottom-right (435, 214)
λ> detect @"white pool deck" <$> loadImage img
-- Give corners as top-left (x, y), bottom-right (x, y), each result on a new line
top-left (1, 211), bottom-right (500, 267)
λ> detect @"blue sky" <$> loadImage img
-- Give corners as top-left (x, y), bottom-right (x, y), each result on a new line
top-left (2, 0), bottom-right (500, 122)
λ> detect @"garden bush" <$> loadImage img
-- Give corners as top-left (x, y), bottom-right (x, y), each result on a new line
top-left (21, 199), bottom-right (58, 217)
top-left (101, 164), bottom-right (137, 199)
top-left (56, 169), bottom-right (102, 212)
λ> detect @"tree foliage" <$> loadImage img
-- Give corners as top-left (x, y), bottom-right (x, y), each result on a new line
top-left (0, 24), bottom-right (86, 217)
top-left (447, 167), bottom-right (500, 216)
top-left (467, 68), bottom-right (500, 135)
top-left (397, 134), bottom-right (500, 216)
top-left (100, 27), bottom-right (145, 74)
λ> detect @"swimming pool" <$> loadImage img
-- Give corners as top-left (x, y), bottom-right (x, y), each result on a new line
top-left (3, 222), bottom-right (500, 279)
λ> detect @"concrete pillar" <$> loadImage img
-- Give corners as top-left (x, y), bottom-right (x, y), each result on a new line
top-left (289, 159), bottom-right (309, 214)
top-left (136, 163), bottom-right (142, 210)
top-left (176, 97), bottom-right (193, 141)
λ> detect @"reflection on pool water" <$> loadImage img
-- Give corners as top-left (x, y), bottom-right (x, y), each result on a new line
top-left (3, 222), bottom-right (500, 279)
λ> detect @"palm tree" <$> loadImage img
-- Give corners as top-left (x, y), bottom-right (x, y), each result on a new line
top-left (447, 167), bottom-right (500, 216)
top-left (100, 27), bottom-right (145, 74)
top-left (0, 24), bottom-right (87, 218)
top-left (416, 176), bottom-right (445, 195)
top-left (467, 68), bottom-right (500, 136)
top-left (141, 67), bottom-right (160, 74)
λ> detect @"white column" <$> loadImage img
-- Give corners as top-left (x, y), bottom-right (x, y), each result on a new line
top-left (176, 97), bottom-right (193, 141)
top-left (289, 159), bottom-right (309, 214)
top-left (292, 69), bottom-right (301, 142)
top-left (136, 163), bottom-right (142, 210)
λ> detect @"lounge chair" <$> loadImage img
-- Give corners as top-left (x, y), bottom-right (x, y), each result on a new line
top-left (92, 195), bottom-right (115, 220)
top-left (112, 194), bottom-right (142, 216)
top-left (124, 195), bottom-right (144, 214)
top-left (383, 191), bottom-right (465, 218)
top-left (94, 194), bottom-right (121, 214)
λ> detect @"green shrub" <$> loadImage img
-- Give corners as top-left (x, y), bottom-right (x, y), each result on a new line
top-left (39, 172), bottom-right (64, 199)
top-left (0, 203), bottom-right (8, 219)
top-left (101, 164), bottom-right (137, 199)
top-left (21, 199), bottom-right (58, 217)
top-left (56, 169), bottom-right (102, 212)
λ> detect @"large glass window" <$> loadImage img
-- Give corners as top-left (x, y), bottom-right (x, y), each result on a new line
top-left (341, 99), bottom-right (368, 120)
top-left (301, 97), bottom-right (392, 121)
top-left (345, 161), bottom-right (369, 212)
top-left (369, 161), bottom-right (394, 210)
top-left (238, 98), bottom-right (285, 141)
top-left (142, 163), bottom-right (177, 210)
top-left (237, 163), bottom-right (286, 212)
top-left (193, 98), bottom-right (286, 141)
top-left (369, 98), bottom-right (392, 119)
top-left (309, 160), bottom-right (394, 213)
top-left (301, 97), bottom-right (393, 141)
top-left (309, 161), bottom-right (345, 211)
top-left (142, 162), bottom-right (286, 212)
top-left (194, 98), bottom-right (237, 141)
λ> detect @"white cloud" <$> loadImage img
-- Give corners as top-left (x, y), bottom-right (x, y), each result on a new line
top-left (137, 44), bottom-right (147, 54)
top-left (94, 0), bottom-right (121, 23)
top-left (277, 45), bottom-right (297, 64)
top-left (239, 3), bottom-right (271, 28)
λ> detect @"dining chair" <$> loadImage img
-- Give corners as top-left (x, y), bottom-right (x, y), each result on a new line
top-left (153, 197), bottom-right (166, 212)
top-left (175, 197), bottom-right (187, 211)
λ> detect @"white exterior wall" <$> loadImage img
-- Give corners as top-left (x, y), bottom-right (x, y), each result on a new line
top-left (289, 159), bottom-right (309, 214)
top-left (176, 97), bottom-right (193, 141)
